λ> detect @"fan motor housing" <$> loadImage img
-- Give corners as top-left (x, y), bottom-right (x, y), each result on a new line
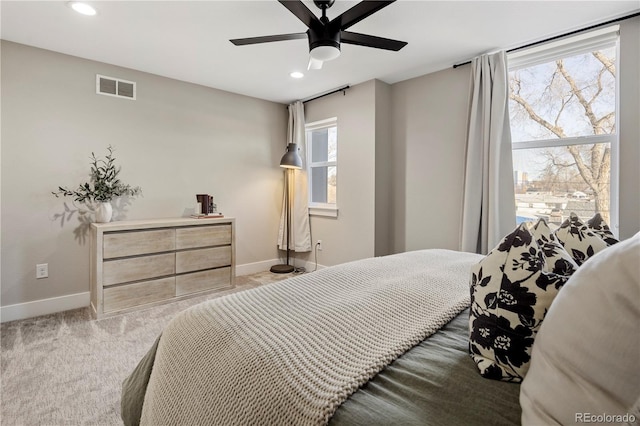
top-left (313, 0), bottom-right (335, 9)
top-left (307, 22), bottom-right (341, 51)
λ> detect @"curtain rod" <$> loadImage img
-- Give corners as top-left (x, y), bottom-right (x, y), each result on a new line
top-left (452, 11), bottom-right (640, 69)
top-left (302, 85), bottom-right (350, 104)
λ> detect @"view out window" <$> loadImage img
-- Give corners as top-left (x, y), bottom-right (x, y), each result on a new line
top-left (508, 27), bottom-right (618, 232)
top-left (306, 118), bottom-right (337, 215)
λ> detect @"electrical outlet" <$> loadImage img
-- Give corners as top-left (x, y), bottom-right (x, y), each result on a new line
top-left (36, 263), bottom-right (48, 279)
top-left (316, 240), bottom-right (323, 251)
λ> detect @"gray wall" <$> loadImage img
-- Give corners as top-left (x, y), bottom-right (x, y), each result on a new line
top-left (374, 80), bottom-right (393, 257)
top-left (390, 67), bottom-right (471, 253)
top-left (301, 79), bottom-right (392, 266)
top-left (618, 17), bottom-right (640, 240)
top-left (304, 80), bottom-right (377, 266)
top-left (1, 41), bottom-right (287, 308)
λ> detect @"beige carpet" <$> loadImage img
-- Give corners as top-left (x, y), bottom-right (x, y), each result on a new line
top-left (0, 271), bottom-right (292, 425)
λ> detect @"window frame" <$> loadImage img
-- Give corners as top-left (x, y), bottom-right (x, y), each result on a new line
top-left (305, 117), bottom-right (338, 217)
top-left (507, 26), bottom-right (620, 235)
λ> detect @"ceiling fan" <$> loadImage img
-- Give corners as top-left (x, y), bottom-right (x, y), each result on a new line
top-left (230, 0), bottom-right (407, 70)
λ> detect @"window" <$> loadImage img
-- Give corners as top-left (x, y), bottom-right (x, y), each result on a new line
top-left (508, 26), bottom-right (618, 233)
top-left (306, 118), bottom-right (337, 217)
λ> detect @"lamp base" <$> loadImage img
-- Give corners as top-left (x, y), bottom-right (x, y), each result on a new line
top-left (270, 264), bottom-right (294, 274)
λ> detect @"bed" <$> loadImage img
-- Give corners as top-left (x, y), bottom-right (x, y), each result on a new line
top-left (121, 249), bottom-right (522, 425)
top-left (122, 222), bottom-right (640, 425)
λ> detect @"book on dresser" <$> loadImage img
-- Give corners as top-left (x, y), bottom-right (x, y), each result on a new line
top-left (89, 217), bottom-right (235, 319)
top-left (190, 213), bottom-right (224, 219)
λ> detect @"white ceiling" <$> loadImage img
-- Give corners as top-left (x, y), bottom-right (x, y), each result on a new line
top-left (2, 1), bottom-right (638, 104)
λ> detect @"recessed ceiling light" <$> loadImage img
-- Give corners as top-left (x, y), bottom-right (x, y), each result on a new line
top-left (68, 2), bottom-right (97, 16)
top-left (290, 71), bottom-right (304, 79)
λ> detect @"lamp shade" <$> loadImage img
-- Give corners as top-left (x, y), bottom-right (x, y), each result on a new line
top-left (280, 143), bottom-right (302, 169)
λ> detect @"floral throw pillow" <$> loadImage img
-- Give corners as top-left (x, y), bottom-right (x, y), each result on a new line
top-left (554, 212), bottom-right (613, 265)
top-left (469, 220), bottom-right (576, 382)
top-left (587, 213), bottom-right (619, 246)
top-left (529, 219), bottom-right (579, 277)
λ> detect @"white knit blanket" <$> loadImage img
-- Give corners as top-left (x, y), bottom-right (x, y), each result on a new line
top-left (140, 249), bottom-right (482, 425)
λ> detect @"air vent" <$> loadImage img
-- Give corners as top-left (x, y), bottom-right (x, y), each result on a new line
top-left (96, 74), bottom-right (136, 100)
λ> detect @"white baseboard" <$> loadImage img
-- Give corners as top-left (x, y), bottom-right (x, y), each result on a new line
top-left (237, 258), bottom-right (325, 276)
top-left (0, 292), bottom-right (90, 323)
top-left (1, 260), bottom-right (327, 323)
top-left (236, 259), bottom-right (281, 276)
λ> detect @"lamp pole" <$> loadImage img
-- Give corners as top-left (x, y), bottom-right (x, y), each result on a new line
top-left (285, 169), bottom-right (292, 267)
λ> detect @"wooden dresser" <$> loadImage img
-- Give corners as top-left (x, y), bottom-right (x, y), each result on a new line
top-left (90, 217), bottom-right (235, 318)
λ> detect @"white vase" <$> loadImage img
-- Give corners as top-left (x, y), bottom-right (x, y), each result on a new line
top-left (95, 202), bottom-right (113, 223)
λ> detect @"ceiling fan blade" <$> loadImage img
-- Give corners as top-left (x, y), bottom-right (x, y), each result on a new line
top-left (341, 31), bottom-right (407, 51)
top-left (230, 33), bottom-right (307, 46)
top-left (333, 1), bottom-right (396, 30)
top-left (308, 56), bottom-right (323, 70)
top-left (277, 0), bottom-right (321, 28)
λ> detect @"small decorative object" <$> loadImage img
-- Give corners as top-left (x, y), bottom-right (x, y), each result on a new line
top-left (52, 146), bottom-right (141, 223)
top-left (196, 194), bottom-right (211, 214)
top-left (191, 194), bottom-right (222, 218)
top-left (196, 194), bottom-right (218, 215)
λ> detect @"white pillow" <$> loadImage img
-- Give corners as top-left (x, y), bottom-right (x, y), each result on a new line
top-left (520, 233), bottom-right (640, 425)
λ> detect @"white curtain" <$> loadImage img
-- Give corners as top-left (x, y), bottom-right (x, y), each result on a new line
top-left (460, 51), bottom-right (516, 254)
top-left (277, 101), bottom-right (312, 252)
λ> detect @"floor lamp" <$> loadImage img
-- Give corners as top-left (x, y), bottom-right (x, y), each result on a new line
top-left (271, 143), bottom-right (302, 274)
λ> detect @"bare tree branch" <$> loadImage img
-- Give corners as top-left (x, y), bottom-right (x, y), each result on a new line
top-left (555, 93), bottom-right (572, 128)
top-left (510, 91), bottom-right (566, 138)
top-left (597, 111), bottom-right (615, 128)
top-left (593, 51), bottom-right (616, 77)
top-left (589, 66), bottom-right (605, 107)
top-left (567, 145), bottom-right (595, 189)
top-left (556, 60), bottom-right (601, 133)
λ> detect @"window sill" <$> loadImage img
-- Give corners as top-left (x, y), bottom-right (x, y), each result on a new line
top-left (309, 207), bottom-right (338, 218)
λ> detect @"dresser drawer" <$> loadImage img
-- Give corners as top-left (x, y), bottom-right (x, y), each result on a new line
top-left (176, 267), bottom-right (232, 296)
top-left (176, 225), bottom-right (232, 250)
top-left (104, 229), bottom-right (175, 259)
top-left (103, 277), bottom-right (176, 312)
top-left (103, 253), bottom-right (175, 286)
top-left (176, 246), bottom-right (232, 274)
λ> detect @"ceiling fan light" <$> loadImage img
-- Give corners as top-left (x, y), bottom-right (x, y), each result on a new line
top-left (310, 45), bottom-right (340, 62)
top-left (67, 2), bottom-right (97, 16)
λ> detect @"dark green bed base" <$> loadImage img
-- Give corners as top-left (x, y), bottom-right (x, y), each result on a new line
top-left (330, 308), bottom-right (521, 425)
